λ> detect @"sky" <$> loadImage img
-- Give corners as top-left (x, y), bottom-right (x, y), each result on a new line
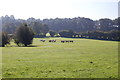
top-left (0, 0), bottom-right (119, 20)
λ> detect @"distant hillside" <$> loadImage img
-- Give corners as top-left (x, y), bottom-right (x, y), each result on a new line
top-left (1, 15), bottom-right (119, 34)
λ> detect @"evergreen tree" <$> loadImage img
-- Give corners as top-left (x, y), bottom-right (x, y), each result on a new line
top-left (14, 23), bottom-right (34, 46)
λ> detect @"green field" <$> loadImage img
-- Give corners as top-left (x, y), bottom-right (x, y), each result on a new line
top-left (1, 38), bottom-right (118, 78)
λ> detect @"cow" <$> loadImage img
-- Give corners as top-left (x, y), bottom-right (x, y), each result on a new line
top-left (61, 40), bottom-right (65, 43)
top-left (61, 40), bottom-right (73, 43)
top-left (40, 39), bottom-right (45, 42)
top-left (70, 40), bottom-right (73, 43)
top-left (49, 40), bottom-right (56, 42)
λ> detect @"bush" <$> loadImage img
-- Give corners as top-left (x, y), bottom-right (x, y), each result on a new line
top-left (59, 30), bottom-right (74, 38)
top-left (14, 23), bottom-right (34, 46)
top-left (0, 32), bottom-right (10, 47)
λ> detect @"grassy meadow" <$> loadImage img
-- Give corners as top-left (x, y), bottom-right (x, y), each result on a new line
top-left (1, 38), bottom-right (118, 78)
top-left (0, 45), bottom-right (2, 79)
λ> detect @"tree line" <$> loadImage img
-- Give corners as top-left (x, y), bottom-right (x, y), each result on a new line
top-left (80, 30), bottom-right (120, 41)
top-left (1, 15), bottom-right (118, 34)
top-left (48, 30), bottom-right (120, 41)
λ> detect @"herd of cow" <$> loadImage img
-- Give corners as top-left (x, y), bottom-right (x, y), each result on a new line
top-left (40, 39), bottom-right (74, 43)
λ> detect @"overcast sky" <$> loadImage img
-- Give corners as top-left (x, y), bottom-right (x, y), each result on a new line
top-left (0, 0), bottom-right (119, 20)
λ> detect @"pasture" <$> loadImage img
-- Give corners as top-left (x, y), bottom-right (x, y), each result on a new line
top-left (1, 38), bottom-right (118, 78)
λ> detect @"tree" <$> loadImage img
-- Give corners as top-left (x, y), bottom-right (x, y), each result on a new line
top-left (30, 22), bottom-right (49, 37)
top-left (49, 30), bottom-right (56, 37)
top-left (0, 32), bottom-right (10, 47)
top-left (14, 23), bottom-right (34, 46)
top-left (40, 24), bottom-right (49, 36)
top-left (98, 18), bottom-right (114, 31)
top-left (59, 30), bottom-right (74, 38)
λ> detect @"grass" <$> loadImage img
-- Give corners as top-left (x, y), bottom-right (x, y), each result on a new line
top-left (0, 46), bottom-right (2, 79)
top-left (1, 38), bottom-right (119, 78)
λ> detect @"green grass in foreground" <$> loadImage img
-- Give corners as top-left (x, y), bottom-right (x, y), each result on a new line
top-left (0, 47), bottom-right (2, 79)
top-left (1, 38), bottom-right (118, 78)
